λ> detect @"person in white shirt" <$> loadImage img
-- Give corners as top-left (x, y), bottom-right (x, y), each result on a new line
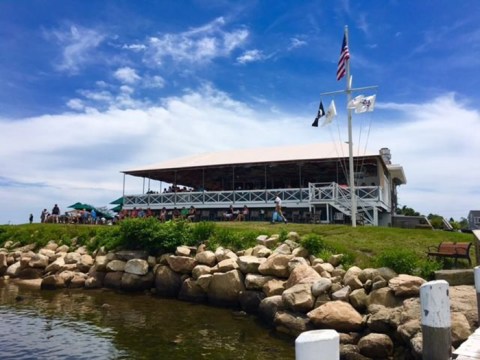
top-left (271, 194), bottom-right (287, 224)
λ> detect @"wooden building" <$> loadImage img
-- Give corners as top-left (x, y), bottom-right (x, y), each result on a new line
top-left (120, 143), bottom-right (406, 226)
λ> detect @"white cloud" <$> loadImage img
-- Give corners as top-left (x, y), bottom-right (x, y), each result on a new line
top-left (66, 98), bottom-right (85, 111)
top-left (1, 89), bottom-right (479, 224)
top-left (122, 43), bottom-right (147, 52)
top-left (44, 25), bottom-right (105, 73)
top-left (145, 17), bottom-right (249, 65)
top-left (143, 75), bottom-right (166, 89)
top-left (288, 37), bottom-right (307, 50)
top-left (114, 67), bottom-right (141, 84)
top-left (236, 49), bottom-right (265, 64)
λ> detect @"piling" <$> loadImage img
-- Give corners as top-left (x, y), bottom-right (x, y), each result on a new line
top-left (420, 280), bottom-right (451, 360)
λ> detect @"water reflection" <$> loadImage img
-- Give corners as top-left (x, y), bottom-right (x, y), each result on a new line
top-left (0, 280), bottom-right (295, 359)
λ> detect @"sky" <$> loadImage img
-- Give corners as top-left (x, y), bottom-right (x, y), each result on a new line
top-left (1, 0), bottom-right (480, 225)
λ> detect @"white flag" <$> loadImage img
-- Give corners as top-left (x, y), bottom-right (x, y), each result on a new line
top-left (322, 100), bottom-right (337, 126)
top-left (355, 95), bottom-right (376, 113)
top-left (347, 95), bottom-right (365, 109)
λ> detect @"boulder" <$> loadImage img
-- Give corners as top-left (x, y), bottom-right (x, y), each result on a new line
top-left (258, 254), bottom-right (293, 278)
top-left (311, 278), bottom-right (332, 297)
top-left (331, 286), bottom-right (351, 302)
top-left (94, 255), bottom-right (109, 271)
top-left (274, 310), bottom-right (313, 337)
top-left (121, 272), bottom-right (154, 291)
top-left (358, 333), bottom-right (394, 359)
top-left (262, 279), bottom-right (286, 297)
top-left (77, 254), bottom-right (94, 273)
top-left (175, 245), bottom-right (191, 257)
top-left (45, 256), bottom-right (65, 273)
top-left (196, 274), bottom-right (212, 292)
top-left (115, 250), bottom-right (148, 261)
top-left (106, 259), bottom-right (126, 272)
top-left (237, 255), bottom-right (265, 274)
top-left (64, 252), bottom-right (81, 264)
top-left (258, 295), bottom-right (286, 325)
top-left (103, 271), bottom-right (123, 289)
top-left (192, 265), bottom-right (211, 279)
top-left (343, 266), bottom-right (363, 290)
top-left (167, 255), bottom-right (197, 274)
top-left (124, 259), bottom-right (149, 276)
top-left (0, 253), bottom-right (7, 275)
top-left (28, 254), bottom-right (49, 269)
top-left (367, 287), bottom-right (403, 308)
top-left (287, 257), bottom-right (309, 273)
top-left (208, 269), bottom-right (245, 306)
top-left (5, 261), bottom-right (21, 277)
top-left (307, 301), bottom-right (364, 332)
top-left (155, 265), bottom-right (182, 297)
top-left (178, 278), bottom-right (207, 303)
top-left (214, 258), bottom-right (239, 272)
top-left (282, 283), bottom-right (315, 313)
top-left (195, 250), bottom-right (217, 267)
top-left (285, 264), bottom-right (321, 289)
top-left (239, 290), bottom-right (265, 314)
top-left (245, 274), bottom-right (275, 290)
top-left (389, 274), bottom-right (426, 297)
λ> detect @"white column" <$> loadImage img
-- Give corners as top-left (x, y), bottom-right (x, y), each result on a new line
top-left (475, 266), bottom-right (480, 324)
top-left (420, 280), bottom-right (451, 360)
top-left (295, 330), bottom-right (339, 360)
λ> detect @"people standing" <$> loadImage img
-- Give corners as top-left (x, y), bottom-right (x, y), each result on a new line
top-left (271, 194), bottom-right (287, 224)
top-left (40, 209), bottom-right (48, 223)
top-left (29, 214), bottom-right (33, 224)
top-left (52, 204), bottom-right (60, 223)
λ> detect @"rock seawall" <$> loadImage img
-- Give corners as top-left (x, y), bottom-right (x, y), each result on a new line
top-left (0, 233), bottom-right (476, 360)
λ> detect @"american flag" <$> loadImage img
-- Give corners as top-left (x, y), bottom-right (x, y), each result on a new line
top-left (336, 34), bottom-right (350, 81)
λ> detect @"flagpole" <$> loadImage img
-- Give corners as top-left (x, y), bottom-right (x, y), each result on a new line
top-left (345, 25), bottom-right (357, 228)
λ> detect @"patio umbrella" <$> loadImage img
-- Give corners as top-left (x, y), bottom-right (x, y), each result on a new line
top-left (110, 197), bottom-right (124, 205)
top-left (68, 202), bottom-right (96, 211)
top-left (67, 202), bottom-right (84, 209)
top-left (111, 204), bottom-right (123, 212)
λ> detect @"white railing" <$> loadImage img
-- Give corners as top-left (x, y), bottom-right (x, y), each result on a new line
top-left (123, 188), bottom-right (310, 208)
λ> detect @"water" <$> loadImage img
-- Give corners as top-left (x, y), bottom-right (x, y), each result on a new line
top-left (0, 280), bottom-right (295, 360)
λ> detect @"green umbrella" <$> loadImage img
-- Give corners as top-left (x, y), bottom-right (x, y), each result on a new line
top-left (111, 204), bottom-right (123, 212)
top-left (68, 202), bottom-right (95, 211)
top-left (68, 202), bottom-right (84, 209)
top-left (110, 197), bottom-right (124, 205)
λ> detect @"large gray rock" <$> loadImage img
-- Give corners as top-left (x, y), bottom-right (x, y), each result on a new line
top-left (166, 255), bottom-right (197, 274)
top-left (28, 254), bottom-right (49, 269)
top-left (237, 255), bottom-right (265, 274)
top-left (106, 259), bottom-right (126, 272)
top-left (245, 274), bottom-right (275, 290)
top-left (0, 253), bottom-right (7, 275)
top-left (195, 250), bottom-right (217, 266)
top-left (258, 295), bottom-right (286, 325)
top-left (179, 278), bottom-right (207, 303)
top-left (64, 252), bottom-right (81, 264)
top-left (307, 301), bottom-right (364, 332)
top-left (311, 278), bottom-right (332, 297)
top-left (77, 254), bottom-right (94, 273)
top-left (103, 271), bottom-right (123, 289)
top-left (45, 256), bottom-right (65, 273)
top-left (115, 250), bottom-right (148, 261)
top-left (435, 269), bottom-right (474, 286)
top-left (258, 254), bottom-right (293, 278)
top-left (282, 283), bottom-right (315, 313)
top-left (208, 269), bottom-right (245, 306)
top-left (285, 264), bottom-right (321, 289)
top-left (274, 310), bottom-right (313, 337)
top-left (125, 259), bottom-right (149, 276)
top-left (155, 265), bottom-right (182, 297)
top-left (358, 333), bottom-right (394, 359)
top-left (121, 272), bottom-right (154, 291)
top-left (388, 274), bottom-right (426, 297)
top-left (239, 290), bottom-right (265, 314)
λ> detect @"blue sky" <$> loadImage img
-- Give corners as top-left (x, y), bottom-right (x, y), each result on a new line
top-left (1, 0), bottom-right (480, 224)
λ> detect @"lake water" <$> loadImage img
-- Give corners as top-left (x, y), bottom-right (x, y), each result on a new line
top-left (0, 280), bottom-right (295, 359)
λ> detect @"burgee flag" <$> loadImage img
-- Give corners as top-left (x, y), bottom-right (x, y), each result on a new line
top-left (355, 95), bottom-right (376, 113)
top-left (347, 95), bottom-right (365, 109)
top-left (322, 100), bottom-right (337, 126)
top-left (312, 101), bottom-right (325, 127)
top-left (336, 34), bottom-right (350, 81)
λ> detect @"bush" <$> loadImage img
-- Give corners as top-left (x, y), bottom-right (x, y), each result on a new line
top-left (300, 234), bottom-right (328, 256)
top-left (375, 249), bottom-right (419, 275)
top-left (207, 228), bottom-right (258, 251)
top-left (190, 222), bottom-right (216, 246)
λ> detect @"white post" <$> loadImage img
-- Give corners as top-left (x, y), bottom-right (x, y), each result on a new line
top-left (344, 25), bottom-right (356, 228)
top-left (475, 266), bottom-right (480, 324)
top-left (420, 280), bottom-right (451, 360)
top-left (295, 330), bottom-right (339, 360)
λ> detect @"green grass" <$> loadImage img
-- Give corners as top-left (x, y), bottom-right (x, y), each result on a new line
top-left (0, 222), bottom-right (475, 272)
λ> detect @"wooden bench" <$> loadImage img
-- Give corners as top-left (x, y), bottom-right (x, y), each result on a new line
top-left (427, 241), bottom-right (472, 266)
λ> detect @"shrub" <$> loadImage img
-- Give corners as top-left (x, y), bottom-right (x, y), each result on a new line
top-left (190, 222), bottom-right (216, 246)
top-left (300, 234), bottom-right (328, 257)
top-left (375, 249), bottom-right (418, 275)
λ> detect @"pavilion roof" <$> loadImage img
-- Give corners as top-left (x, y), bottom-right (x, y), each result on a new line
top-left (124, 142), bottom-right (378, 174)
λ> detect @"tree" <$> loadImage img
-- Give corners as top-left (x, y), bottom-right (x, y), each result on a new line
top-left (396, 205), bottom-right (420, 216)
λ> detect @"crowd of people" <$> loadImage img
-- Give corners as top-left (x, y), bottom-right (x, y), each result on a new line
top-left (33, 195), bottom-right (287, 225)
